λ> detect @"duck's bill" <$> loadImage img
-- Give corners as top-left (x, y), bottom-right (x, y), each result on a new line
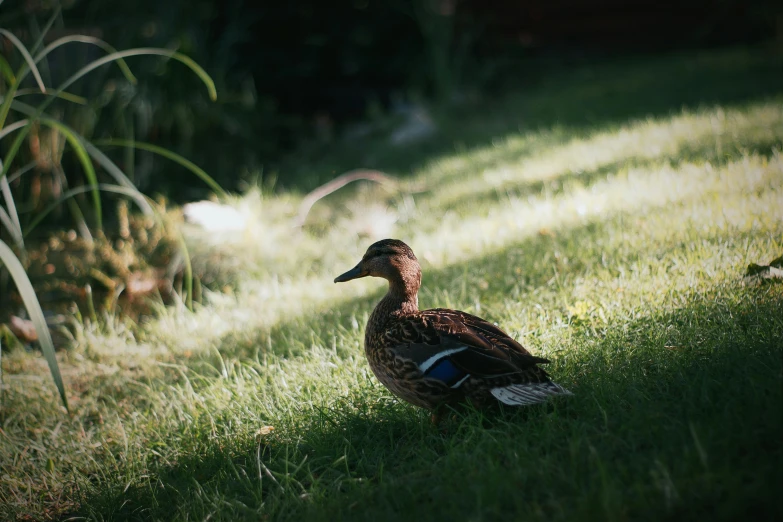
top-left (334, 264), bottom-right (367, 283)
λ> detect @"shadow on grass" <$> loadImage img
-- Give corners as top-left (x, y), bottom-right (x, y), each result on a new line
top-left (277, 46), bottom-right (782, 192)
top-left (63, 228), bottom-right (783, 521)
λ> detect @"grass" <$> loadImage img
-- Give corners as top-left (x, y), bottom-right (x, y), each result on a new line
top-left (1, 45), bottom-right (782, 521)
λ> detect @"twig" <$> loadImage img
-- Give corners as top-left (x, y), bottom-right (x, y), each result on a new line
top-left (293, 169), bottom-right (397, 228)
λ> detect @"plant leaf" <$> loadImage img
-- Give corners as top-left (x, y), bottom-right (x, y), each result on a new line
top-left (35, 36), bottom-right (137, 85)
top-left (0, 29), bottom-right (46, 93)
top-left (29, 3), bottom-right (62, 55)
top-left (1, 46), bottom-right (217, 181)
top-left (53, 48), bottom-right (215, 100)
top-left (79, 140), bottom-right (139, 190)
top-left (0, 118), bottom-right (29, 142)
top-left (24, 183), bottom-right (152, 234)
top-left (0, 239), bottom-right (68, 411)
top-left (0, 159), bottom-right (23, 249)
top-left (7, 100), bottom-right (142, 198)
top-left (0, 54), bottom-right (16, 84)
top-left (0, 205), bottom-right (23, 250)
top-left (12, 88), bottom-right (88, 105)
top-left (35, 118), bottom-right (102, 230)
top-left (5, 160), bottom-right (36, 184)
top-left (97, 139), bottom-right (226, 198)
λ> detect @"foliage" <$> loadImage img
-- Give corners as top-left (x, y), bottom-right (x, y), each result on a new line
top-left (0, 8), bottom-right (220, 407)
top-left (0, 238), bottom-right (67, 409)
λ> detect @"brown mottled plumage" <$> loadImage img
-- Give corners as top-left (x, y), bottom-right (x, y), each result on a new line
top-left (334, 239), bottom-right (571, 422)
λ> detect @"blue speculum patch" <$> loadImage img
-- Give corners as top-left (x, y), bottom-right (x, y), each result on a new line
top-left (424, 358), bottom-right (466, 387)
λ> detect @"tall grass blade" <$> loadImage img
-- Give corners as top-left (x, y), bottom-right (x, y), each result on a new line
top-left (0, 118), bottom-right (29, 142)
top-left (175, 228), bottom-right (194, 310)
top-left (35, 118), bottom-right (102, 230)
top-left (29, 3), bottom-right (62, 55)
top-left (7, 101), bottom-right (146, 208)
top-left (0, 120), bottom-right (27, 181)
top-left (13, 89), bottom-right (88, 104)
top-left (0, 54), bottom-right (15, 84)
top-left (6, 160), bottom-right (36, 184)
top-left (1, 47), bottom-right (217, 181)
top-left (0, 29), bottom-right (46, 93)
top-left (0, 239), bottom-right (68, 411)
top-left (27, 9), bottom-right (55, 87)
top-left (98, 139), bottom-right (227, 197)
top-left (56, 166), bottom-right (93, 243)
top-left (35, 36), bottom-right (137, 85)
top-left (47, 48), bottom-right (215, 100)
top-left (0, 206), bottom-right (22, 249)
top-left (0, 160), bottom-right (23, 249)
top-left (23, 183), bottom-right (154, 234)
top-left (80, 141), bottom-right (141, 190)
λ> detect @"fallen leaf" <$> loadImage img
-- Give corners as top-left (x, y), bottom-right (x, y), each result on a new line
top-left (257, 426), bottom-right (275, 436)
top-left (255, 426), bottom-right (275, 443)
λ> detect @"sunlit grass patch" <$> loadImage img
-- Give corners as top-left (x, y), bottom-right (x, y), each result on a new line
top-left (1, 49), bottom-right (782, 522)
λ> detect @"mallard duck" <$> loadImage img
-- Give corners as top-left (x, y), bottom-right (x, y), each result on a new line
top-left (334, 239), bottom-right (571, 422)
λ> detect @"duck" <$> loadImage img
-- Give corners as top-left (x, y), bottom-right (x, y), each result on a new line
top-left (334, 239), bottom-right (571, 423)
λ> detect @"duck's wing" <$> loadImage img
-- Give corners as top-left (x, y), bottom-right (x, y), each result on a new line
top-left (384, 309), bottom-right (551, 386)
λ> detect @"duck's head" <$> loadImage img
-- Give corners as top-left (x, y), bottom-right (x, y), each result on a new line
top-left (334, 239), bottom-right (421, 291)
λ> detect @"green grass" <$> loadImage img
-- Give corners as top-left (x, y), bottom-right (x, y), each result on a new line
top-left (1, 46), bottom-right (782, 521)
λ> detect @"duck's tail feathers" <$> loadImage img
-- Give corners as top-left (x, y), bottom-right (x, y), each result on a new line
top-left (490, 380), bottom-right (572, 406)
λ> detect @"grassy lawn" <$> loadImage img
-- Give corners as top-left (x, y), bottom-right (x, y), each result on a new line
top-left (1, 46), bottom-right (782, 521)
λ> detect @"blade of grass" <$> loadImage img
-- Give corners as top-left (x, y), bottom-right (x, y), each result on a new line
top-left (0, 29), bottom-right (46, 93)
top-left (28, 3), bottom-right (62, 55)
top-left (34, 36), bottom-right (137, 85)
top-left (23, 183), bottom-right (154, 235)
top-left (0, 118), bottom-right (29, 142)
top-left (6, 161), bottom-right (36, 184)
top-left (0, 115), bottom-right (28, 181)
top-left (176, 225), bottom-right (194, 310)
top-left (0, 54), bottom-right (15, 84)
top-left (51, 48), bottom-right (216, 100)
top-left (96, 139), bottom-right (226, 198)
top-left (0, 206), bottom-right (23, 250)
top-left (34, 118), bottom-right (102, 230)
top-left (80, 141), bottom-right (142, 190)
top-left (0, 121), bottom-right (30, 248)
top-left (53, 166), bottom-right (93, 243)
top-left (0, 238), bottom-right (68, 411)
top-left (27, 8), bottom-right (55, 87)
top-left (0, 159), bottom-right (23, 249)
top-left (1, 47), bottom-right (216, 182)
top-left (8, 100), bottom-right (147, 204)
top-left (12, 89), bottom-right (88, 104)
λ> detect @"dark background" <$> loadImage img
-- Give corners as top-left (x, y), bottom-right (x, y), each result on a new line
top-left (1, 0), bottom-right (781, 198)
